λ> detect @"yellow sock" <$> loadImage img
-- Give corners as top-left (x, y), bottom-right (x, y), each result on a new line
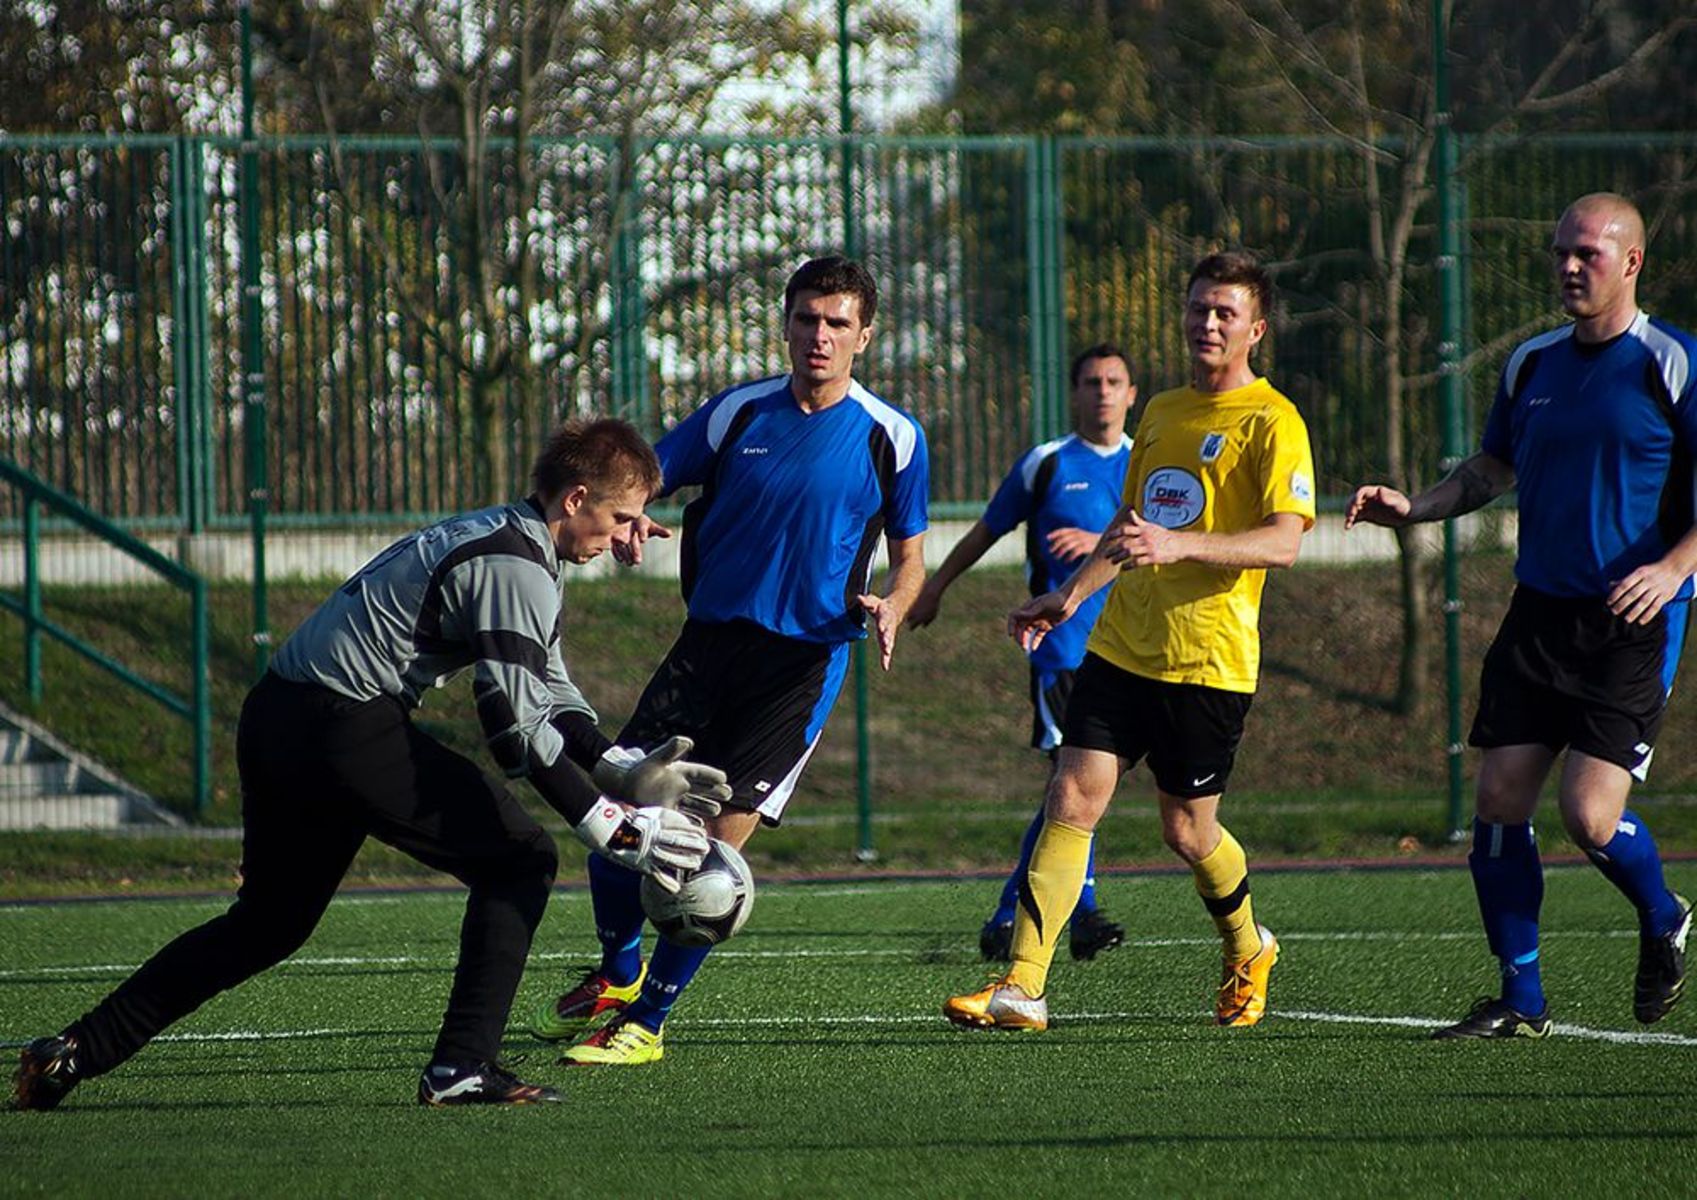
top-left (1006, 818), bottom-right (1093, 997)
top-left (1193, 827), bottom-right (1261, 961)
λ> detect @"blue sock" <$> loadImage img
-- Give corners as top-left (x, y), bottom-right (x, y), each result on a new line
top-left (991, 806), bottom-right (1047, 926)
top-left (623, 938), bottom-right (713, 1032)
top-left (1469, 818), bottom-right (1545, 1015)
top-left (586, 854), bottom-right (644, 986)
top-left (1585, 809), bottom-right (1683, 936)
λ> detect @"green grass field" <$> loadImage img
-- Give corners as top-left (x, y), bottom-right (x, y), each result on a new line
top-left (6, 864), bottom-right (1696, 1197)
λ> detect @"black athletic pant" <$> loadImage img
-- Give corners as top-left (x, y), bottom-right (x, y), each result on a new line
top-left (67, 672), bottom-right (558, 1075)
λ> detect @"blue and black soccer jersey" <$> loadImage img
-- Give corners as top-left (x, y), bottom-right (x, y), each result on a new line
top-left (658, 374), bottom-right (930, 645)
top-left (1483, 312), bottom-right (1697, 601)
top-left (981, 432), bottom-right (1132, 673)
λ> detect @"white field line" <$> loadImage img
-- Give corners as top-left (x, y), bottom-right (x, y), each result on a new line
top-left (23, 1006), bottom-right (1688, 1051)
top-left (0, 928), bottom-right (1649, 982)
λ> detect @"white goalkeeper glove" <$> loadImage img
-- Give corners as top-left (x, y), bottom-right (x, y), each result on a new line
top-left (572, 800), bottom-right (709, 893)
top-left (593, 735), bottom-right (732, 819)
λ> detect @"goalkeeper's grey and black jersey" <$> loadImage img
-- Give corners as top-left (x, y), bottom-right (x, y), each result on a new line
top-left (272, 498), bottom-right (604, 821)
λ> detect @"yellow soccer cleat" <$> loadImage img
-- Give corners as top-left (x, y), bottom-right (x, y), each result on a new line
top-left (943, 976), bottom-right (1050, 1031)
top-left (561, 1013), bottom-right (665, 1066)
top-left (531, 963), bottom-right (646, 1042)
top-left (1216, 924), bottom-right (1279, 1027)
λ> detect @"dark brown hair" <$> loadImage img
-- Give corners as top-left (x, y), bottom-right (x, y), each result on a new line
top-left (1187, 251), bottom-right (1273, 321)
top-left (783, 256), bottom-right (879, 327)
top-left (530, 418), bottom-right (662, 501)
top-left (1069, 342), bottom-right (1132, 387)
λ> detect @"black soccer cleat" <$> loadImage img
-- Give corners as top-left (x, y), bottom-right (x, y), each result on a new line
top-left (417, 1060), bottom-right (562, 1107)
top-left (1430, 997), bottom-right (1552, 1040)
top-left (13, 1035), bottom-right (83, 1111)
top-left (1069, 909), bottom-right (1126, 961)
top-left (1634, 893), bottom-right (1692, 1025)
top-left (978, 919), bottom-right (1013, 963)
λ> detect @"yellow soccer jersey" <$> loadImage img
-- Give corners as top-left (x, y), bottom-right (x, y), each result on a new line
top-left (1087, 376), bottom-right (1315, 693)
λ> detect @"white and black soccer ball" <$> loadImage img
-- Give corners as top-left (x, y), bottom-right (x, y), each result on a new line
top-left (639, 837), bottom-right (755, 947)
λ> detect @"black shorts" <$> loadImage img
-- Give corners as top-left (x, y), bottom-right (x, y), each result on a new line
top-left (619, 619), bottom-right (851, 824)
top-left (1028, 666), bottom-right (1075, 752)
top-left (1470, 585), bottom-right (1687, 779)
top-left (1061, 652), bottom-right (1254, 798)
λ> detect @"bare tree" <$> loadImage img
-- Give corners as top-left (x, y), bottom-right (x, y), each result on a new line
top-left (267, 0), bottom-right (874, 503)
top-left (1207, 0), bottom-right (1696, 714)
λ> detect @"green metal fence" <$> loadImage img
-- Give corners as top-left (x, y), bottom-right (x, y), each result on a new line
top-left (4, 130), bottom-right (1696, 523)
top-left (0, 456), bottom-right (211, 815)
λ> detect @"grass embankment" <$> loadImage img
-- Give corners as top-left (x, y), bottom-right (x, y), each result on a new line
top-left (6, 551), bottom-right (1697, 897)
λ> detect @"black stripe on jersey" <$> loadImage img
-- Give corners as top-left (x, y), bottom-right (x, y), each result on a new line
top-left (525, 743), bottom-right (601, 824)
top-left (550, 708), bottom-right (613, 770)
top-left (1645, 359), bottom-right (1696, 547)
top-left (1201, 877), bottom-right (1252, 917)
top-left (413, 519), bottom-right (554, 653)
top-left (1023, 452), bottom-right (1062, 595)
top-left (472, 628), bottom-right (550, 681)
top-left (839, 422), bottom-right (899, 623)
top-left (680, 400), bottom-right (762, 605)
top-left (474, 678), bottom-right (528, 775)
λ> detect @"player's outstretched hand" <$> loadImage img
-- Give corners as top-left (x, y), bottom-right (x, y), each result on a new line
top-left (1046, 526), bottom-right (1099, 563)
top-left (1344, 484), bottom-right (1412, 530)
top-left (904, 583), bottom-right (943, 630)
top-left (858, 593), bottom-right (901, 669)
top-left (593, 737), bottom-right (732, 818)
top-left (572, 801), bottom-right (710, 893)
top-left (1608, 561), bottom-right (1685, 626)
top-left (611, 513), bottom-right (673, 567)
top-left (1008, 590), bottom-right (1070, 652)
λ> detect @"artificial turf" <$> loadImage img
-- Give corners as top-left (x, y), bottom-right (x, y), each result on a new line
top-left (4, 864), bottom-right (1695, 1197)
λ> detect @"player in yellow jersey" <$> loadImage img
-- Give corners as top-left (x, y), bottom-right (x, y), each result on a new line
top-left (944, 251), bottom-right (1315, 1032)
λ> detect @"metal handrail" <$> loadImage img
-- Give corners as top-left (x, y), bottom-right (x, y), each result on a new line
top-left (0, 457), bottom-right (211, 816)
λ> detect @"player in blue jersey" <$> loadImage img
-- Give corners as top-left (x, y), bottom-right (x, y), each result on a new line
top-left (1348, 193), bottom-right (1696, 1038)
top-left (906, 343), bottom-right (1137, 962)
top-left (533, 256), bottom-right (930, 1065)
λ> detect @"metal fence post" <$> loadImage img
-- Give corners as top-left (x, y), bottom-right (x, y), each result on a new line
top-left (1433, 0), bottom-right (1467, 838)
top-left (190, 574), bottom-right (212, 816)
top-left (23, 494), bottom-right (41, 705)
top-left (239, 1), bottom-right (271, 675)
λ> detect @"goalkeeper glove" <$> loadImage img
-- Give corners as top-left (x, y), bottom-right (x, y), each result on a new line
top-left (572, 800), bottom-right (709, 893)
top-left (593, 735), bottom-right (732, 819)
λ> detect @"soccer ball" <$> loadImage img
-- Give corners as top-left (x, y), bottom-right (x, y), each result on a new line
top-left (639, 837), bottom-right (755, 947)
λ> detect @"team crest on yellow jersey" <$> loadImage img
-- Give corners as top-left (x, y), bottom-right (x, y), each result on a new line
top-left (1200, 432), bottom-right (1225, 463)
top-left (1143, 466), bottom-right (1205, 528)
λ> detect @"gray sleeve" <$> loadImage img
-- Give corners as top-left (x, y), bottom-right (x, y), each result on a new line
top-left (451, 555), bottom-right (602, 821)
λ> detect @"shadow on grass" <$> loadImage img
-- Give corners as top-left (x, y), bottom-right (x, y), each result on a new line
top-left (1260, 655), bottom-right (1400, 713)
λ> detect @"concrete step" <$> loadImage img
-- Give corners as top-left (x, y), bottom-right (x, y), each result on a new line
top-left (0, 760), bottom-right (81, 794)
top-left (0, 794), bottom-right (130, 830)
top-left (0, 727), bottom-right (36, 765)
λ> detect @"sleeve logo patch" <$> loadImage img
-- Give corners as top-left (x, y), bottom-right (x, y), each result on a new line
top-left (1290, 470), bottom-right (1313, 502)
top-left (1142, 467), bottom-right (1206, 529)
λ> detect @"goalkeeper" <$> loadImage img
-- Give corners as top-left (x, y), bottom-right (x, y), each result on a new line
top-left (13, 419), bottom-right (728, 1112)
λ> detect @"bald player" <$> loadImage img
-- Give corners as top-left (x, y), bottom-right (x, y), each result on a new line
top-left (1348, 193), bottom-right (1697, 1039)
